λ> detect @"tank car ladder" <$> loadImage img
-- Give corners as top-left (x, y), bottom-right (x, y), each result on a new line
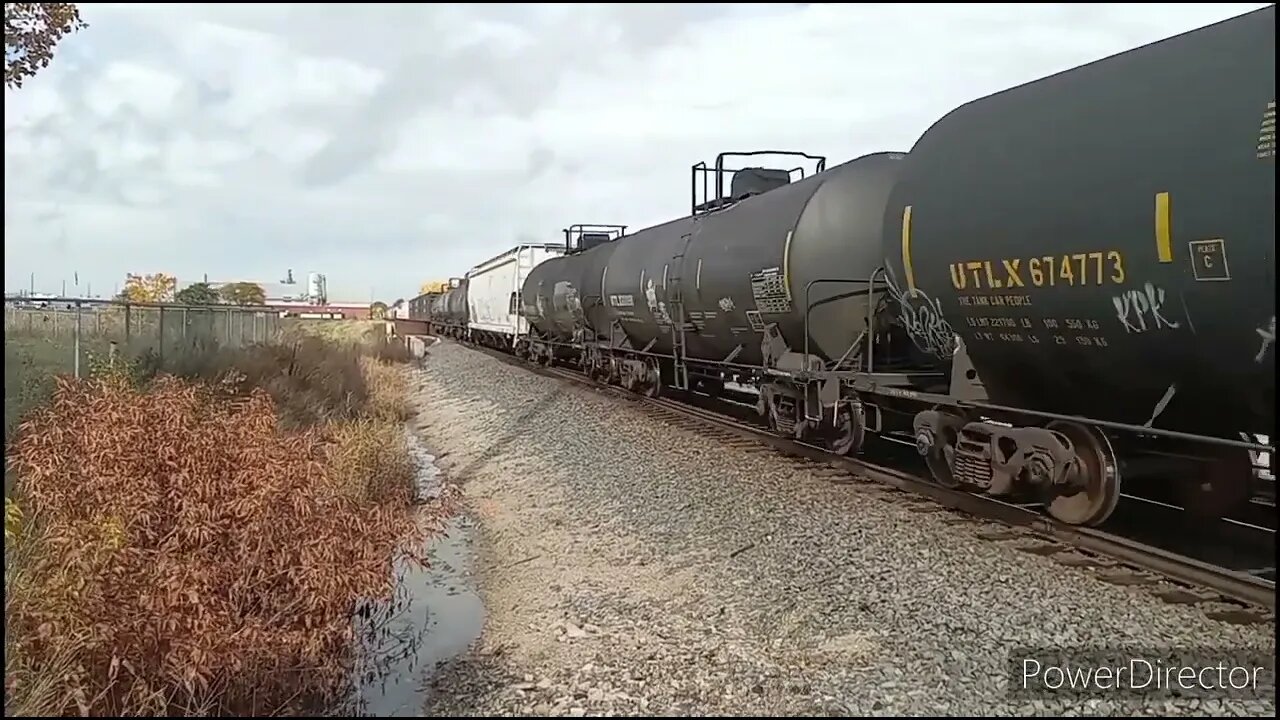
top-left (670, 302), bottom-right (691, 391)
top-left (668, 245), bottom-right (691, 392)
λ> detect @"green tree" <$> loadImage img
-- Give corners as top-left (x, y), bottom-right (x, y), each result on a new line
top-left (5, 3), bottom-right (88, 90)
top-left (174, 282), bottom-right (221, 306)
top-left (369, 301), bottom-right (388, 320)
top-left (218, 282), bottom-right (266, 306)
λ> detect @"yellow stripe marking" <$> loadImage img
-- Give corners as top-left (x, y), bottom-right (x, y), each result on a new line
top-left (1155, 191), bottom-right (1173, 263)
top-left (901, 205), bottom-right (916, 291)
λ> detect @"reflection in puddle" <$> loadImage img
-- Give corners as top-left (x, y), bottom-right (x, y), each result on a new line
top-left (349, 433), bottom-right (485, 717)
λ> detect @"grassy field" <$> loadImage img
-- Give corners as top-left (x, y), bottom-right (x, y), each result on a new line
top-left (3, 319), bottom-right (427, 716)
top-left (4, 335), bottom-right (86, 448)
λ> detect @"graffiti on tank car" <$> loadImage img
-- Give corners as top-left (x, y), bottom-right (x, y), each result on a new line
top-left (1256, 316), bottom-right (1276, 363)
top-left (645, 278), bottom-right (673, 326)
top-left (566, 285), bottom-right (584, 321)
top-left (552, 281), bottom-right (584, 322)
top-left (1112, 282), bottom-right (1180, 334)
top-left (884, 264), bottom-right (957, 358)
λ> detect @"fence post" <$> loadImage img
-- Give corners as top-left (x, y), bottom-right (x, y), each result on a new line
top-left (158, 306), bottom-right (165, 362)
top-left (125, 304), bottom-right (132, 343)
top-left (74, 302), bottom-right (82, 378)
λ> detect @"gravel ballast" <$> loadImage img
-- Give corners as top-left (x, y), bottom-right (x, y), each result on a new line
top-left (407, 340), bottom-right (1276, 717)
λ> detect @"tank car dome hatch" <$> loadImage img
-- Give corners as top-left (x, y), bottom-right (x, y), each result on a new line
top-left (563, 225), bottom-right (627, 256)
top-left (578, 232), bottom-right (613, 252)
top-left (563, 224), bottom-right (628, 255)
top-left (691, 150), bottom-right (827, 216)
top-left (729, 167), bottom-right (791, 201)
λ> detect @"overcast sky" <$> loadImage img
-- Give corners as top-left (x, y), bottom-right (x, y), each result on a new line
top-left (4, 2), bottom-right (1269, 302)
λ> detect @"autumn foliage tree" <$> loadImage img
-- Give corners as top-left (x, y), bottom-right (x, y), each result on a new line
top-left (418, 280), bottom-right (448, 295)
top-left (118, 273), bottom-right (177, 303)
top-left (218, 282), bottom-right (266, 306)
top-left (4, 3), bottom-right (87, 90)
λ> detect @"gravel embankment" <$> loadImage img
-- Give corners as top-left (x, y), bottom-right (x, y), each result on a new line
top-left (408, 341), bottom-right (1276, 717)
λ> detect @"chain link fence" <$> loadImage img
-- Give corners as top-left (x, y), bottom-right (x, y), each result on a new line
top-left (5, 298), bottom-right (283, 376)
top-left (5, 298), bottom-right (284, 443)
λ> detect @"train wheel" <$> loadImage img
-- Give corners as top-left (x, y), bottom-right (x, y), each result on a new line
top-left (921, 409), bottom-right (964, 489)
top-left (643, 359), bottom-right (662, 398)
top-left (1045, 420), bottom-right (1121, 527)
top-left (828, 403), bottom-right (866, 456)
top-left (1176, 447), bottom-right (1252, 519)
top-left (925, 445), bottom-right (959, 488)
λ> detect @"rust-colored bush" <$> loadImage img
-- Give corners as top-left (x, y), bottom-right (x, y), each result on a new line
top-left (5, 373), bottom-right (428, 716)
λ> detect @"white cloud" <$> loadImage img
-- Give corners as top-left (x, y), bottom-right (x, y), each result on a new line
top-left (3, 2), bottom-right (1270, 301)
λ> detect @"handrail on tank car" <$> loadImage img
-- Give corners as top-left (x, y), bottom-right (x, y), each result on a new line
top-left (563, 223), bottom-right (627, 254)
top-left (801, 269), bottom-right (885, 377)
top-left (690, 151), bottom-right (828, 216)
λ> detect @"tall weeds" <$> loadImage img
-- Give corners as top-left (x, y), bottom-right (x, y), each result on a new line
top-left (3, 330), bottom-right (425, 716)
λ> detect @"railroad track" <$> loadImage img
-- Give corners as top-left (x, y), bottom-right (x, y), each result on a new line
top-left (435, 338), bottom-right (1276, 624)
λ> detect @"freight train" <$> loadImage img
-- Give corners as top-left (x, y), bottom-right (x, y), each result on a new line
top-left (409, 6), bottom-right (1276, 528)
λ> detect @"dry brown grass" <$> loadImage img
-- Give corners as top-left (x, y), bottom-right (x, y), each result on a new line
top-left (3, 332), bottom-right (425, 717)
top-left (132, 331), bottom-right (413, 429)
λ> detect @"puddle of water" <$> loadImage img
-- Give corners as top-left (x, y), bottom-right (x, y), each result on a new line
top-left (347, 432), bottom-right (485, 717)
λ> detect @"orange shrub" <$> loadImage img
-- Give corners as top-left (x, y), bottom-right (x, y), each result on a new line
top-left (5, 373), bottom-right (427, 716)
